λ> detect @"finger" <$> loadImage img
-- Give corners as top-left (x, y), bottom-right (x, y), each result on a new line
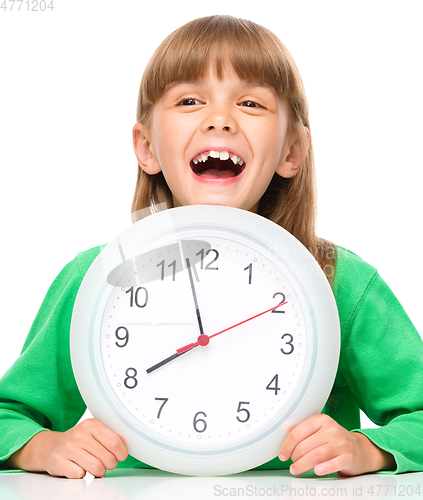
top-left (82, 419), bottom-right (128, 462)
top-left (46, 454), bottom-right (88, 479)
top-left (80, 434), bottom-right (120, 471)
top-left (48, 438), bottom-right (109, 478)
top-left (70, 448), bottom-right (108, 478)
top-left (291, 435), bottom-right (327, 466)
top-left (278, 416), bottom-right (322, 461)
top-left (290, 442), bottom-right (353, 477)
top-left (57, 420), bottom-right (126, 476)
top-left (314, 453), bottom-right (354, 476)
top-left (289, 443), bottom-right (330, 476)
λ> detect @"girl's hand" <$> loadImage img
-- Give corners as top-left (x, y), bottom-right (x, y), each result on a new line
top-left (278, 414), bottom-right (395, 476)
top-left (8, 418), bottom-right (128, 479)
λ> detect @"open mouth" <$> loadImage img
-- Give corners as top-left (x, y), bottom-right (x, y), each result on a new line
top-left (190, 150), bottom-right (245, 179)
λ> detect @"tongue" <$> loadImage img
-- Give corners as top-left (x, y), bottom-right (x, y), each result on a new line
top-left (199, 169), bottom-right (236, 179)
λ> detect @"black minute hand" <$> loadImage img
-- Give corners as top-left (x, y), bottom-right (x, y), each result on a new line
top-left (185, 257), bottom-right (205, 336)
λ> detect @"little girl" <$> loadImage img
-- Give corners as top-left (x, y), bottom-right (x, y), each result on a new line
top-left (1, 15), bottom-right (422, 479)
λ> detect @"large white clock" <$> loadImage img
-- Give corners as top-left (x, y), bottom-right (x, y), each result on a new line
top-left (70, 205), bottom-right (340, 476)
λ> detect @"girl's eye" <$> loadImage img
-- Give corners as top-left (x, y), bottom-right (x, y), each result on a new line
top-left (240, 101), bottom-right (262, 108)
top-left (179, 98), bottom-right (202, 106)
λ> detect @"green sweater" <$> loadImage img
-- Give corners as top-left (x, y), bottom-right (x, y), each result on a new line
top-left (1, 246), bottom-right (422, 473)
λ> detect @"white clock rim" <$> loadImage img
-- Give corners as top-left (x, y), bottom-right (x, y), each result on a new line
top-left (70, 205), bottom-right (340, 476)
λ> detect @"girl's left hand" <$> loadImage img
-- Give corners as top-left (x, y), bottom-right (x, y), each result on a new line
top-left (278, 414), bottom-right (395, 476)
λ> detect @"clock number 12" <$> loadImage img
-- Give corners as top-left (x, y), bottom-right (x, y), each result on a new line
top-left (196, 249), bottom-right (219, 270)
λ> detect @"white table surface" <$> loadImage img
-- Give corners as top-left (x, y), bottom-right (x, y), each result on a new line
top-left (1, 469), bottom-right (423, 500)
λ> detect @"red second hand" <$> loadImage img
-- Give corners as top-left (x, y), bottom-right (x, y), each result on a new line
top-left (176, 301), bottom-right (288, 355)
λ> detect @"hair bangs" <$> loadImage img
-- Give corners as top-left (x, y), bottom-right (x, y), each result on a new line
top-left (137, 16), bottom-right (300, 124)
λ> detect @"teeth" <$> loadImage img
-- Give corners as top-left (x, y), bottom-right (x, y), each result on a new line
top-left (192, 151), bottom-right (244, 165)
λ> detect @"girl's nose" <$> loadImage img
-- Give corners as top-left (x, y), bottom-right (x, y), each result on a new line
top-left (202, 105), bottom-right (238, 133)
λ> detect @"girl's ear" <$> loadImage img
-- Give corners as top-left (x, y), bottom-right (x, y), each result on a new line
top-left (133, 123), bottom-right (162, 175)
top-left (276, 127), bottom-right (310, 179)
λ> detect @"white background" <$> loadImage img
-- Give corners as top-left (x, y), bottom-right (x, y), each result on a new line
top-left (0, 0), bottom-right (422, 432)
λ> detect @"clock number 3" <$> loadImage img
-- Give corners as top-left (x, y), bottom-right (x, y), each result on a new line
top-left (281, 333), bottom-right (294, 355)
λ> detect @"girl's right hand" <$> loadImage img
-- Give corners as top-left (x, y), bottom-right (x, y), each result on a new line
top-left (7, 418), bottom-right (128, 478)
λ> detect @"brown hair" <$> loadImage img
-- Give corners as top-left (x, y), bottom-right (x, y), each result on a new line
top-left (131, 15), bottom-right (336, 281)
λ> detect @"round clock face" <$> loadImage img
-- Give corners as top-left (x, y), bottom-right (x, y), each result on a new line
top-left (71, 206), bottom-right (340, 476)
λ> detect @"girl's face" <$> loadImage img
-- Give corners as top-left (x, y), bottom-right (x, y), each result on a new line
top-left (133, 65), bottom-right (303, 212)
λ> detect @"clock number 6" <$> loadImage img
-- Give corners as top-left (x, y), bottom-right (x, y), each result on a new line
top-left (193, 411), bottom-right (207, 433)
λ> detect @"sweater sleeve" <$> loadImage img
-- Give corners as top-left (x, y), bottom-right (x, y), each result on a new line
top-left (0, 247), bottom-right (101, 469)
top-left (336, 250), bottom-right (423, 473)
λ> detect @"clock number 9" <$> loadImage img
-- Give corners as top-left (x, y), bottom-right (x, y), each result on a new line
top-left (115, 326), bottom-right (129, 348)
top-left (193, 411), bottom-right (207, 433)
top-left (126, 286), bottom-right (148, 308)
